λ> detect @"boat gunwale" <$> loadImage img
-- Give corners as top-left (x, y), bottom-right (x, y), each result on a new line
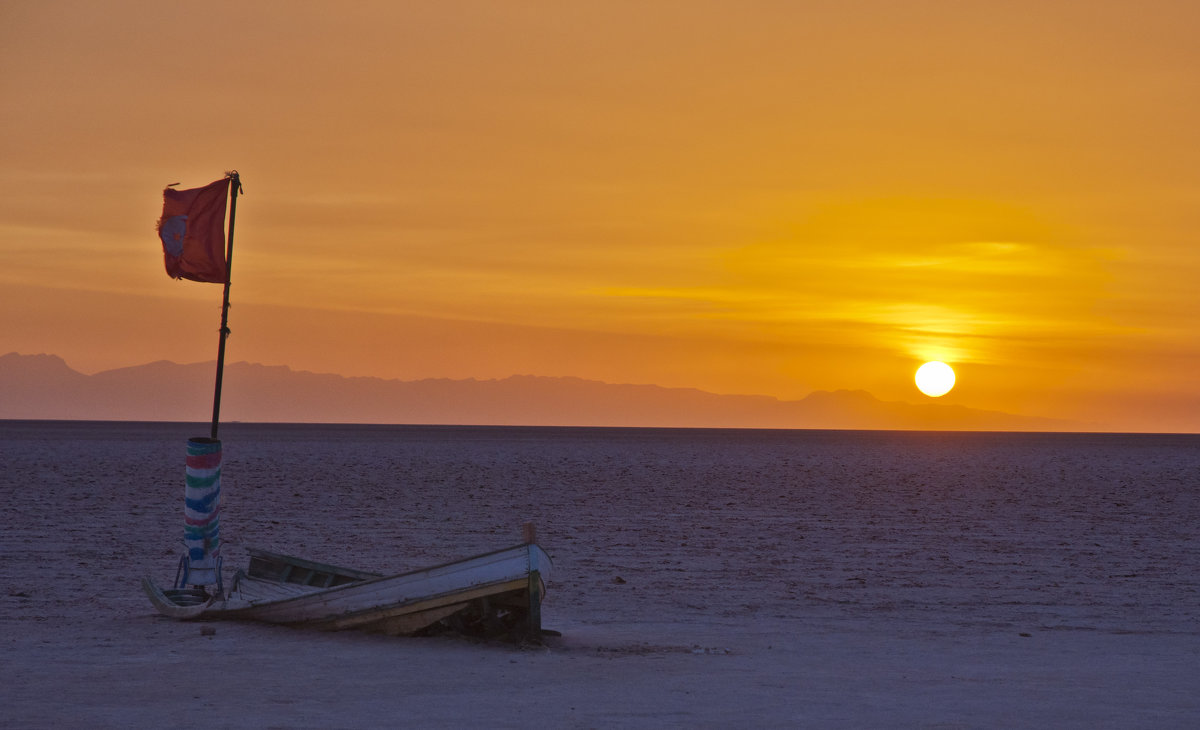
top-left (246, 542), bottom-right (549, 585)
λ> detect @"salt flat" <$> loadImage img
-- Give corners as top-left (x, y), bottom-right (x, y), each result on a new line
top-left (2, 422), bottom-right (1197, 728)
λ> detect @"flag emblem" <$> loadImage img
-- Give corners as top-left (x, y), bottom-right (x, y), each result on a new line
top-left (158, 215), bottom-right (187, 257)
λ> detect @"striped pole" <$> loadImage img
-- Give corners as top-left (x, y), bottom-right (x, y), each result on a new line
top-left (183, 437), bottom-right (222, 586)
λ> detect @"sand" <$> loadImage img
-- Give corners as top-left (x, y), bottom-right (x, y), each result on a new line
top-left (2, 422), bottom-right (1198, 728)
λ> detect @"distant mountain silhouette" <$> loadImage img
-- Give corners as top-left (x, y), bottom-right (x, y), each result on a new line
top-left (0, 352), bottom-right (1084, 431)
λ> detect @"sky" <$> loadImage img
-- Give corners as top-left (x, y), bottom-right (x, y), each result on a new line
top-left (2, 1), bottom-right (1198, 432)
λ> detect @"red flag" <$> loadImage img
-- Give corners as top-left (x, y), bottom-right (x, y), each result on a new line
top-left (157, 177), bottom-right (231, 283)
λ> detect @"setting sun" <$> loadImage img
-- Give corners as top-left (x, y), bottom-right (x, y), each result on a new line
top-left (915, 361), bottom-right (956, 398)
top-left (1, 3), bottom-right (1199, 432)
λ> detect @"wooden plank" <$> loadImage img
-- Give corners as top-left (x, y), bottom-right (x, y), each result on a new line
top-left (235, 577), bottom-right (324, 603)
top-left (526, 569), bottom-right (542, 640)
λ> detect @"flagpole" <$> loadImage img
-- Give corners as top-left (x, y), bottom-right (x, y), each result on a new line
top-left (210, 171), bottom-right (241, 439)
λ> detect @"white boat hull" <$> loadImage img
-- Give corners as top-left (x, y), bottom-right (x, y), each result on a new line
top-left (144, 543), bottom-right (552, 641)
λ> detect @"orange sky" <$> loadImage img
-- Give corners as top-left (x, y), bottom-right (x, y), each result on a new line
top-left (2, 1), bottom-right (1198, 432)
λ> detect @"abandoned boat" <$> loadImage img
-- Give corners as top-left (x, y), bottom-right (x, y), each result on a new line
top-left (143, 542), bottom-right (552, 641)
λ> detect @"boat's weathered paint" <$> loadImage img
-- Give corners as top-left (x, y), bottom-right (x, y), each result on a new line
top-left (144, 543), bottom-right (552, 641)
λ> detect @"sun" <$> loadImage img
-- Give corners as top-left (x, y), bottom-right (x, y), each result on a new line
top-left (915, 361), bottom-right (956, 397)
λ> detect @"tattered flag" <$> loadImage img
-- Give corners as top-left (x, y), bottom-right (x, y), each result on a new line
top-left (157, 177), bottom-right (230, 283)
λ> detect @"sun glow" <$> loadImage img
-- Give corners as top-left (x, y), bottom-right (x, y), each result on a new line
top-left (915, 361), bottom-right (956, 397)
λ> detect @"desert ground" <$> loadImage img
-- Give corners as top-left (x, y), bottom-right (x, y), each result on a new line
top-left (3, 422), bottom-right (1197, 728)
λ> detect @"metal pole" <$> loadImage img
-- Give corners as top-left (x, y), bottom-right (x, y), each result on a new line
top-left (210, 172), bottom-right (240, 440)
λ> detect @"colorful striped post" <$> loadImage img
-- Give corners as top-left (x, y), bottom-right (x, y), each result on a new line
top-left (182, 437), bottom-right (222, 587)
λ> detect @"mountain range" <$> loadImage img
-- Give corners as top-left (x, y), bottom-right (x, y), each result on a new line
top-left (0, 352), bottom-right (1085, 431)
